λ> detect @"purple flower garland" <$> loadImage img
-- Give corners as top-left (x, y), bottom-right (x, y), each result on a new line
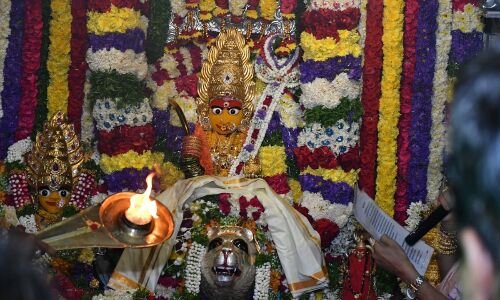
top-left (0, 0), bottom-right (25, 159)
top-left (104, 167), bottom-right (161, 193)
top-left (89, 28), bottom-right (145, 53)
top-left (299, 174), bottom-right (353, 205)
top-left (408, 0), bottom-right (438, 204)
top-left (300, 55), bottom-right (362, 84)
top-left (450, 30), bottom-right (483, 65)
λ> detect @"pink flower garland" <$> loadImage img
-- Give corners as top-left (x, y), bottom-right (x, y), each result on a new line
top-left (15, 0), bottom-right (43, 141)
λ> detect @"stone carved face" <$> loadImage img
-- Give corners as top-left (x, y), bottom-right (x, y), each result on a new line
top-left (200, 226), bottom-right (257, 300)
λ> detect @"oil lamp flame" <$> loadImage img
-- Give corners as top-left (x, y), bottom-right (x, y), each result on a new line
top-left (125, 173), bottom-right (158, 225)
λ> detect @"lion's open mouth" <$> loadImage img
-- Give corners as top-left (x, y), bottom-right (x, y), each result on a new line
top-left (212, 266), bottom-right (241, 277)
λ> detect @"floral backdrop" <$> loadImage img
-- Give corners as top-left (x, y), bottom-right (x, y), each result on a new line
top-left (0, 0), bottom-right (484, 299)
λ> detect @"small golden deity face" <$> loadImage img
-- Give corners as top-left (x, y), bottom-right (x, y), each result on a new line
top-left (37, 185), bottom-right (71, 215)
top-left (208, 97), bottom-right (243, 136)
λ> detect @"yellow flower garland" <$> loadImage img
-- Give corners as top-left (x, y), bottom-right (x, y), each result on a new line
top-left (46, 0), bottom-right (72, 117)
top-left (199, 0), bottom-right (216, 21)
top-left (100, 150), bottom-right (165, 174)
top-left (259, 146), bottom-right (287, 177)
top-left (288, 179), bottom-right (303, 203)
top-left (300, 31), bottom-right (362, 62)
top-left (87, 5), bottom-right (142, 35)
top-left (374, 0), bottom-right (405, 215)
top-left (302, 167), bottom-right (359, 187)
top-left (260, 0), bottom-right (278, 21)
top-left (159, 161), bottom-right (185, 189)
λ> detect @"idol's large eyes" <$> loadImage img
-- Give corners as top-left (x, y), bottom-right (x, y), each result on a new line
top-left (39, 188), bottom-right (50, 197)
top-left (233, 239), bottom-right (248, 253)
top-left (228, 107), bottom-right (240, 115)
top-left (208, 238), bottom-right (223, 251)
top-left (211, 107), bottom-right (223, 115)
top-left (59, 189), bottom-right (70, 198)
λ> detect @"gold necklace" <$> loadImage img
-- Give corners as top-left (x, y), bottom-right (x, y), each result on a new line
top-left (36, 208), bottom-right (62, 229)
top-left (208, 132), bottom-right (243, 176)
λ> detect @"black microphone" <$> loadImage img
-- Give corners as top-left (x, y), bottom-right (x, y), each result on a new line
top-left (405, 205), bottom-right (451, 246)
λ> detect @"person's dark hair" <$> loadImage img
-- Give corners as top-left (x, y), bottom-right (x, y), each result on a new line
top-left (0, 233), bottom-right (56, 300)
top-left (447, 50), bottom-right (500, 271)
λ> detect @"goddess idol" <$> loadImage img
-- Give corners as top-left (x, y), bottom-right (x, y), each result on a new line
top-left (109, 29), bottom-right (327, 298)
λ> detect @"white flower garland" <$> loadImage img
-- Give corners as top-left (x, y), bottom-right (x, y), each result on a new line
top-left (404, 201), bottom-right (429, 231)
top-left (185, 241), bottom-right (206, 295)
top-left (19, 214), bottom-right (37, 233)
top-left (0, 0), bottom-right (12, 120)
top-left (92, 289), bottom-right (135, 300)
top-left (277, 92), bottom-right (304, 129)
top-left (158, 53), bottom-right (180, 79)
top-left (297, 121), bottom-right (360, 155)
top-left (151, 80), bottom-right (177, 109)
top-left (253, 262), bottom-right (271, 300)
top-left (93, 98), bottom-right (153, 131)
top-left (300, 74), bottom-right (361, 109)
top-left (80, 80), bottom-right (94, 145)
top-left (86, 48), bottom-right (148, 80)
top-left (178, 47), bottom-right (194, 75)
top-left (171, 0), bottom-right (188, 17)
top-left (6, 138), bottom-right (32, 163)
top-left (300, 191), bottom-right (353, 228)
top-left (426, 0), bottom-right (452, 205)
top-left (230, 0), bottom-right (248, 16)
top-left (452, 4), bottom-right (483, 33)
top-left (229, 35), bottom-right (300, 175)
top-left (169, 94), bottom-right (198, 126)
top-left (309, 0), bottom-right (361, 10)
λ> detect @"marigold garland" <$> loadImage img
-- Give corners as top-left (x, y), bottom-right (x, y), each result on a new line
top-left (259, 145), bottom-right (287, 177)
top-left (87, 5), bottom-right (142, 35)
top-left (375, 0), bottom-right (404, 215)
top-left (301, 31), bottom-right (362, 62)
top-left (46, 0), bottom-right (72, 118)
top-left (100, 150), bottom-right (164, 174)
top-left (260, 0), bottom-right (277, 21)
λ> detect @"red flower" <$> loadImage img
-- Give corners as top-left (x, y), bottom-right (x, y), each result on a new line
top-left (337, 145), bottom-right (360, 171)
top-left (313, 218), bottom-right (340, 249)
top-left (218, 193), bottom-right (231, 215)
top-left (293, 203), bottom-right (314, 224)
top-left (314, 146), bottom-right (338, 169)
top-left (294, 145), bottom-right (314, 170)
top-left (264, 174), bottom-right (290, 195)
top-left (88, 0), bottom-right (111, 12)
top-left (239, 196), bottom-right (265, 220)
top-left (175, 74), bottom-right (198, 97)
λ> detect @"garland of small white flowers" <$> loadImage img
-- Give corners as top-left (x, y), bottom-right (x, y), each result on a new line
top-left (6, 138), bottom-right (32, 163)
top-left (185, 241), bottom-right (206, 295)
top-left (229, 35), bottom-right (300, 175)
top-left (254, 262), bottom-right (271, 300)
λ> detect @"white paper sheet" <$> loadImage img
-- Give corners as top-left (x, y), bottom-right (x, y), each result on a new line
top-left (353, 189), bottom-right (434, 275)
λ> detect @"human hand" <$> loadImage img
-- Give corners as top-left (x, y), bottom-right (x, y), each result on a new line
top-left (8, 225), bottom-right (56, 258)
top-left (372, 235), bottom-right (418, 284)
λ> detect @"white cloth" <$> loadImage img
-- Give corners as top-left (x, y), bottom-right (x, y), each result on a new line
top-left (108, 176), bottom-right (328, 298)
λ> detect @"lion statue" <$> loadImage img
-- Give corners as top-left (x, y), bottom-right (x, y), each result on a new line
top-left (200, 226), bottom-right (258, 300)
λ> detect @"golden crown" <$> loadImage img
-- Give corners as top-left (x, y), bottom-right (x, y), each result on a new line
top-left (197, 28), bottom-right (255, 123)
top-left (25, 112), bottom-right (84, 191)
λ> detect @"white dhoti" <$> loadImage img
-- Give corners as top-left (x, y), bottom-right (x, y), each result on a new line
top-left (108, 175), bottom-right (329, 298)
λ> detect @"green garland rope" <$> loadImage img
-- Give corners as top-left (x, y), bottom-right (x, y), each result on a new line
top-left (87, 70), bottom-right (146, 109)
top-left (304, 97), bottom-right (363, 127)
top-left (146, 0), bottom-right (171, 64)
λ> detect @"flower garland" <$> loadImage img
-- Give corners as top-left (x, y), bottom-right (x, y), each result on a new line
top-left (8, 171), bottom-right (32, 209)
top-left (358, 0), bottom-right (383, 198)
top-left (394, 0), bottom-right (419, 223)
top-left (69, 170), bottom-right (97, 209)
top-left (97, 124), bottom-right (155, 156)
top-left (0, 0), bottom-right (24, 160)
top-left (0, 0), bottom-right (12, 120)
top-left (301, 30), bottom-right (362, 62)
top-left (87, 49), bottom-right (148, 79)
top-left (184, 241), bottom-right (206, 294)
top-left (46, 0), bottom-right (72, 117)
top-left (300, 74), bottom-right (361, 109)
top-left (407, 0), bottom-right (438, 208)
top-left (92, 98), bottom-right (153, 131)
top-left (254, 263), bottom-right (272, 300)
top-left (426, 0), bottom-right (452, 206)
top-left (87, 6), bottom-right (142, 35)
top-left (33, 0), bottom-right (52, 134)
top-left (145, 0), bottom-right (170, 64)
top-left (99, 150), bottom-right (164, 174)
top-left (15, 0), bottom-right (42, 141)
top-left (67, 0), bottom-right (88, 134)
top-left (374, 0), bottom-right (404, 215)
top-left (229, 35), bottom-right (300, 175)
top-left (6, 138), bottom-right (32, 164)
